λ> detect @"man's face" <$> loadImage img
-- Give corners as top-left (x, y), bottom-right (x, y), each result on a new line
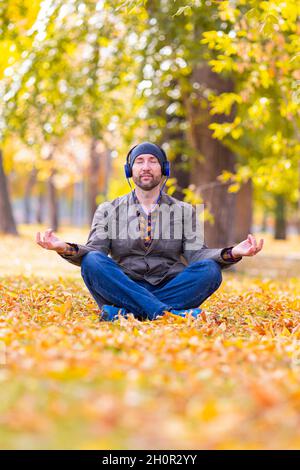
top-left (131, 153), bottom-right (163, 190)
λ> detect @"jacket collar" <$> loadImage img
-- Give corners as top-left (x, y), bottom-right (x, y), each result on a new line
top-left (126, 190), bottom-right (173, 207)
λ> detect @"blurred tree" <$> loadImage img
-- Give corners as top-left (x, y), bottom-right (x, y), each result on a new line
top-left (24, 167), bottom-right (37, 224)
top-left (0, 0), bottom-right (144, 227)
top-left (0, 0), bottom-right (40, 234)
top-left (0, 149), bottom-right (18, 234)
top-left (200, 0), bottom-right (300, 238)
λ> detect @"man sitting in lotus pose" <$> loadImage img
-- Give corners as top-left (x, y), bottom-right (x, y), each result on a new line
top-left (36, 142), bottom-right (263, 321)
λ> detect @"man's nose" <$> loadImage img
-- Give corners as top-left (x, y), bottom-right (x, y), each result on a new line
top-left (141, 161), bottom-right (151, 170)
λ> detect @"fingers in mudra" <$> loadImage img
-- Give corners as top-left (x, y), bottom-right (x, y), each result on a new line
top-left (36, 229), bottom-right (54, 249)
top-left (247, 234), bottom-right (264, 256)
top-left (44, 228), bottom-right (53, 243)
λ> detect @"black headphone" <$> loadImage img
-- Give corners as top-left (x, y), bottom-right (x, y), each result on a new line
top-left (124, 144), bottom-right (171, 178)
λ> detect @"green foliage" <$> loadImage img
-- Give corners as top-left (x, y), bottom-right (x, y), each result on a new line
top-left (197, 0), bottom-right (300, 214)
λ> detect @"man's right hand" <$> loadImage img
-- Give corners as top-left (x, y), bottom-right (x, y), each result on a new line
top-left (36, 228), bottom-right (67, 253)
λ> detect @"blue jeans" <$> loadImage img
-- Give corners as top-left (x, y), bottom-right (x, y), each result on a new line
top-left (81, 251), bottom-right (222, 321)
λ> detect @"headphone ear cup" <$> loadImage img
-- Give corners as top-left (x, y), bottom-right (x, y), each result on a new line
top-left (124, 145), bottom-right (138, 178)
top-left (124, 163), bottom-right (132, 178)
top-left (163, 161), bottom-right (170, 177)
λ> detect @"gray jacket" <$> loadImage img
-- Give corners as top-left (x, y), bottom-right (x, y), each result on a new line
top-left (59, 191), bottom-right (240, 285)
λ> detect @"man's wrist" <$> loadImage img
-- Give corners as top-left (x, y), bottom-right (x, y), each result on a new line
top-left (56, 243), bottom-right (69, 254)
top-left (57, 242), bottom-right (79, 256)
top-left (231, 246), bottom-right (242, 260)
top-left (221, 246), bottom-right (242, 262)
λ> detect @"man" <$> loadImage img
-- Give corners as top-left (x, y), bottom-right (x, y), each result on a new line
top-left (36, 141), bottom-right (263, 322)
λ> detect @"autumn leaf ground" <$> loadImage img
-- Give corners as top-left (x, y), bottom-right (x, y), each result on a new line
top-left (1, 225), bottom-right (300, 449)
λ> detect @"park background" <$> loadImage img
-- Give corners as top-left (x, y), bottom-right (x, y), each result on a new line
top-left (1, 0), bottom-right (300, 450)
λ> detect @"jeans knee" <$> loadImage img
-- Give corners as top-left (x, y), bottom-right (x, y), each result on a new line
top-left (194, 259), bottom-right (222, 287)
top-left (207, 259), bottom-right (222, 287)
top-left (81, 251), bottom-right (107, 273)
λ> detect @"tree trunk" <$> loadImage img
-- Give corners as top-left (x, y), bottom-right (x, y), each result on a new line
top-left (24, 168), bottom-right (37, 224)
top-left (234, 179), bottom-right (253, 242)
top-left (274, 194), bottom-right (286, 240)
top-left (72, 180), bottom-right (85, 226)
top-left (100, 148), bottom-right (111, 199)
top-left (183, 63), bottom-right (237, 247)
top-left (88, 139), bottom-right (111, 223)
top-left (0, 149), bottom-right (18, 235)
top-left (171, 150), bottom-right (191, 200)
top-left (36, 186), bottom-right (45, 224)
top-left (261, 209), bottom-right (268, 233)
top-left (161, 114), bottom-right (190, 200)
top-left (47, 153), bottom-right (59, 231)
top-left (48, 177), bottom-right (58, 231)
top-left (88, 137), bottom-right (101, 223)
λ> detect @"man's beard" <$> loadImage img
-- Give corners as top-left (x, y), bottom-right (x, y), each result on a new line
top-left (132, 174), bottom-right (162, 191)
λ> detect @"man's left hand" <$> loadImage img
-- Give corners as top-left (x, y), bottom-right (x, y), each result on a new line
top-left (232, 233), bottom-right (264, 259)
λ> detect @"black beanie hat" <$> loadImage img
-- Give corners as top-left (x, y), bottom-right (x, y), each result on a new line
top-left (128, 142), bottom-right (166, 170)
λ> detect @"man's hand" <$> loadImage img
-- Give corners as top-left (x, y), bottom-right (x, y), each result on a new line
top-left (232, 233), bottom-right (264, 259)
top-left (36, 228), bottom-right (67, 253)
